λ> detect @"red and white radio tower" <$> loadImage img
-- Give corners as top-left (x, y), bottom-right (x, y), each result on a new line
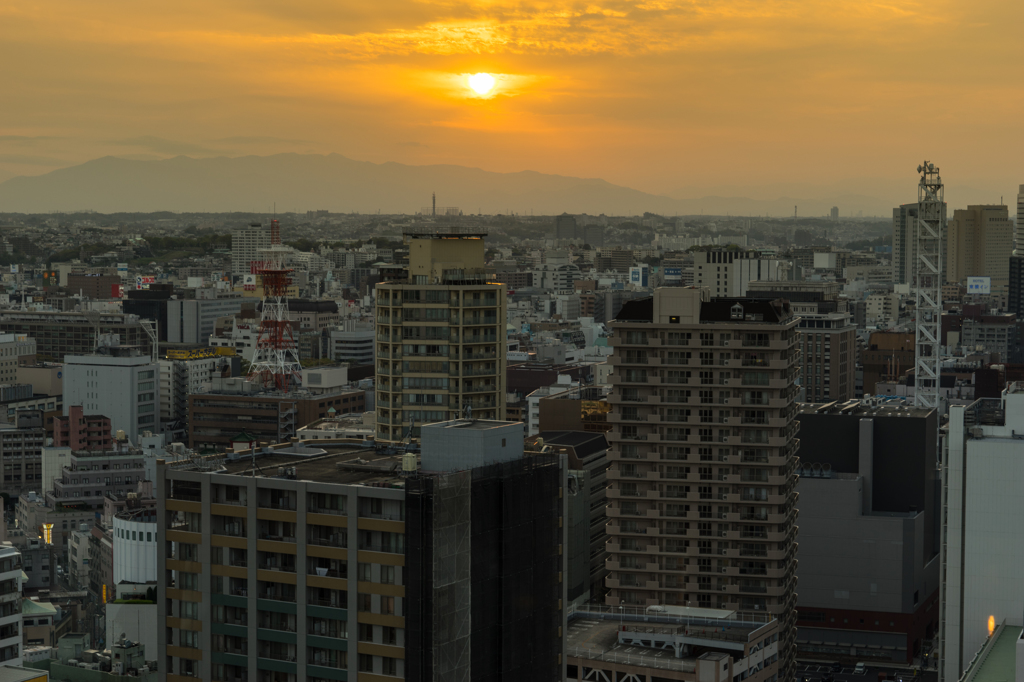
top-left (247, 219), bottom-right (302, 391)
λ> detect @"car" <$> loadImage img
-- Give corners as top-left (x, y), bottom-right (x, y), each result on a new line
top-left (854, 663), bottom-right (867, 675)
top-left (831, 663), bottom-right (843, 673)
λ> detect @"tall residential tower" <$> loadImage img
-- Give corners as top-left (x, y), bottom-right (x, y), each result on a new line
top-left (605, 287), bottom-right (801, 678)
top-left (375, 230), bottom-right (506, 442)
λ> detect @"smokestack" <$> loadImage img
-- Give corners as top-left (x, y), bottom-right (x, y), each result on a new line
top-left (432, 192), bottom-right (436, 218)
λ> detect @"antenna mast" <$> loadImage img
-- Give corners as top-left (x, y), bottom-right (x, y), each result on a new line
top-left (248, 219), bottom-right (303, 392)
top-left (913, 161), bottom-right (943, 413)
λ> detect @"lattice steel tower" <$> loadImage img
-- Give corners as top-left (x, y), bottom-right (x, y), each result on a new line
top-left (914, 162), bottom-right (943, 411)
top-left (248, 219), bottom-right (303, 391)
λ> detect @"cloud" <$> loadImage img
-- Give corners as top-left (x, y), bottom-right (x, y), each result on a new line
top-left (109, 136), bottom-right (219, 156)
top-left (0, 135), bottom-right (62, 144)
top-left (396, 141), bottom-right (428, 147)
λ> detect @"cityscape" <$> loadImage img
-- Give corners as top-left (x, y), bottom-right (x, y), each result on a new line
top-left (3, 1), bottom-right (1024, 682)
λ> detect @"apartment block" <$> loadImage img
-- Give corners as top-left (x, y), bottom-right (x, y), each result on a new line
top-left (0, 544), bottom-right (23, 665)
top-left (0, 334), bottom-right (35, 384)
top-left (893, 203), bottom-right (948, 286)
top-left (158, 418), bottom-right (564, 682)
top-left (0, 414), bottom-right (46, 496)
top-left (53, 406), bottom-right (112, 451)
top-left (604, 287), bottom-right (801, 679)
top-left (232, 223), bottom-right (272, 276)
top-left (375, 231), bottom-right (506, 442)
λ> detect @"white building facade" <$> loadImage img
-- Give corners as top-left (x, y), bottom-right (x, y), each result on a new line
top-left (693, 250), bottom-right (782, 298)
top-left (940, 385), bottom-right (1024, 682)
top-left (112, 508), bottom-right (158, 584)
top-left (63, 351), bottom-right (159, 444)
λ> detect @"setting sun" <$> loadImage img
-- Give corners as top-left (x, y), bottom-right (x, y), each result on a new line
top-left (468, 73), bottom-right (496, 95)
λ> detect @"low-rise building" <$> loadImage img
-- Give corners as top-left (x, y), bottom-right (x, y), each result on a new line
top-left (52, 407), bottom-right (111, 451)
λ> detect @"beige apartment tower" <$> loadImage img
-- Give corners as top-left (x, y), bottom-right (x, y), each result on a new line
top-left (946, 205), bottom-right (1014, 287)
top-left (375, 231), bottom-right (506, 442)
top-left (605, 287), bottom-right (801, 678)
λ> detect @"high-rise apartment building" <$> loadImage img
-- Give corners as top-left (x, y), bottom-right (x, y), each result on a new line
top-left (158, 418), bottom-right (565, 682)
top-left (231, 222), bottom-right (272, 276)
top-left (946, 205), bottom-right (1014, 287)
top-left (747, 281), bottom-right (857, 403)
top-left (605, 287), bottom-right (801, 678)
top-left (64, 346), bottom-right (160, 444)
top-left (0, 333), bottom-right (35, 383)
top-left (0, 544), bottom-right (23, 666)
top-left (693, 250), bottom-right (782, 298)
top-left (1016, 184), bottom-right (1024, 249)
top-left (892, 202), bottom-right (948, 286)
top-left (375, 231), bottom-right (506, 442)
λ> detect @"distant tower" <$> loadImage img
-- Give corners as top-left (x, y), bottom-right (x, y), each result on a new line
top-left (432, 192), bottom-right (436, 218)
top-left (913, 162), bottom-right (943, 413)
top-left (247, 219), bottom-right (303, 392)
top-left (794, 205), bottom-right (798, 219)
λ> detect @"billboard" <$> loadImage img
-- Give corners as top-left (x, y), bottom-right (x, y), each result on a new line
top-left (111, 283), bottom-right (122, 299)
top-left (243, 274), bottom-right (257, 291)
top-left (136, 275), bottom-right (155, 290)
top-left (967, 276), bottom-right (991, 295)
top-left (629, 265), bottom-right (649, 287)
top-left (9, 265), bottom-right (17, 274)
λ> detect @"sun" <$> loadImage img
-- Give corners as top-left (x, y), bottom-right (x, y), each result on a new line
top-left (468, 73), bottom-right (496, 95)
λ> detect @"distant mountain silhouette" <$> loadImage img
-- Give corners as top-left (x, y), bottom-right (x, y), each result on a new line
top-left (0, 153), bottom-right (898, 216)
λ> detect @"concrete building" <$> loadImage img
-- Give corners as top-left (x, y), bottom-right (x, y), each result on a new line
top-left (693, 250), bottom-right (782, 298)
top-left (605, 287), bottom-right (801, 679)
top-left (0, 335), bottom-right (35, 385)
top-left (940, 385), bottom-right (1024, 682)
top-left (865, 293), bottom-right (901, 327)
top-left (52, 407), bottom-right (112, 451)
top-left (794, 401), bottom-right (940, 664)
top-left (327, 328), bottom-right (374, 365)
top-left (375, 230), bottom-right (506, 441)
top-left (15, 493), bottom-right (95, 554)
top-left (63, 347), bottom-right (159, 445)
top-left (14, 366), bottom-right (61, 400)
top-left (66, 274), bottom-right (121, 301)
top-left (0, 544), bottom-right (23, 666)
top-left (166, 294), bottom-right (250, 345)
top-left (747, 282), bottom-right (857, 403)
top-left (111, 507), bottom-right (156, 585)
top-left (187, 377), bottom-right (365, 450)
top-left (158, 348), bottom-right (237, 441)
top-left (555, 213), bottom-right (578, 240)
top-left (946, 205), bottom-right (1014, 287)
top-left (0, 415), bottom-right (46, 497)
top-left (861, 332), bottom-right (916, 397)
top-left (0, 311), bottom-right (152, 363)
top-left (527, 430), bottom-right (610, 604)
top-left (46, 446), bottom-right (148, 510)
top-left (158, 419), bottom-right (565, 682)
top-left (231, 223), bottom-right (272, 276)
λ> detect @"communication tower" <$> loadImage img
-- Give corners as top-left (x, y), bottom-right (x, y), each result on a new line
top-left (913, 162), bottom-right (943, 411)
top-left (247, 219), bottom-right (303, 391)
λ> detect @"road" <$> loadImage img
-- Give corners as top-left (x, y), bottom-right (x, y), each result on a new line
top-left (797, 662), bottom-right (938, 682)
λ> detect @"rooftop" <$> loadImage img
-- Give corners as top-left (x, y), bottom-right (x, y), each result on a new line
top-left (960, 623), bottom-right (1022, 682)
top-left (214, 446), bottom-right (407, 487)
top-left (798, 399), bottom-right (934, 419)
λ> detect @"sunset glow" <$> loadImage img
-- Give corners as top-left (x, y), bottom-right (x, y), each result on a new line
top-left (468, 73), bottom-right (496, 96)
top-left (1, 0), bottom-right (1022, 198)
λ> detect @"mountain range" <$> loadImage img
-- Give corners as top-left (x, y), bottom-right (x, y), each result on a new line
top-left (0, 153), bottom-right (951, 217)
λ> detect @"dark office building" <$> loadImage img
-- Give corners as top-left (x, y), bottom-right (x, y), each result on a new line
top-left (1009, 254), bottom-right (1024, 319)
top-left (123, 288), bottom-right (174, 342)
top-left (0, 310), bottom-right (152, 362)
top-left (405, 452), bottom-right (563, 682)
top-left (794, 401), bottom-right (940, 663)
top-left (66, 274), bottom-right (123, 300)
top-left (555, 213), bottom-right (578, 240)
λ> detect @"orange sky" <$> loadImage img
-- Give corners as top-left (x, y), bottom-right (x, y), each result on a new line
top-left (2, 0), bottom-right (1023, 198)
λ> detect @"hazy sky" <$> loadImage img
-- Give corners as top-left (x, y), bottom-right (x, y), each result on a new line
top-left (2, 0), bottom-right (1023, 199)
